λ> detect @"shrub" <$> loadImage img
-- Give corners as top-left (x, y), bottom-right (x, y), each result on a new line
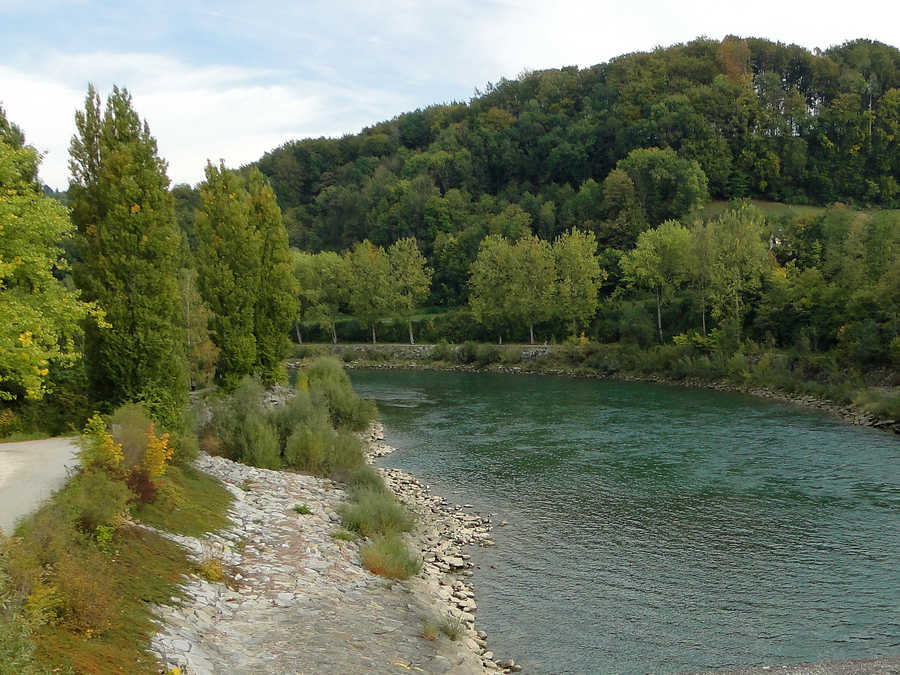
top-left (305, 358), bottom-right (376, 430)
top-left (241, 417), bottom-right (281, 470)
top-left (126, 467), bottom-right (158, 504)
top-left (58, 471), bottom-right (130, 534)
top-left (109, 403), bottom-right (153, 469)
top-left (359, 533), bottom-right (421, 579)
top-left (343, 465), bottom-right (388, 494)
top-left (54, 550), bottom-right (117, 633)
top-left (143, 423), bottom-right (173, 480)
top-left (500, 348), bottom-right (522, 365)
top-left (474, 344), bottom-right (501, 367)
top-left (455, 341), bottom-right (478, 364)
top-left (79, 414), bottom-right (123, 472)
top-left (269, 388), bottom-right (329, 445)
top-left (431, 340), bottom-right (454, 362)
top-left (340, 488), bottom-right (414, 538)
top-left (283, 418), bottom-right (333, 473)
top-left (292, 504), bottom-right (312, 515)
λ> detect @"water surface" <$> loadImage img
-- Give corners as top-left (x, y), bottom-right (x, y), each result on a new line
top-left (351, 370), bottom-right (900, 674)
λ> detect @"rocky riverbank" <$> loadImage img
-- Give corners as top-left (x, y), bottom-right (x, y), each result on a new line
top-left (149, 424), bottom-right (518, 674)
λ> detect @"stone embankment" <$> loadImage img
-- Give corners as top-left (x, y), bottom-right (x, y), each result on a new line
top-left (150, 424), bottom-right (519, 674)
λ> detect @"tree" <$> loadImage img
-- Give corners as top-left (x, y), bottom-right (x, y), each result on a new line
top-left (620, 220), bottom-right (692, 343)
top-left (195, 161), bottom-right (260, 387)
top-left (388, 237), bottom-right (432, 344)
top-left (68, 86), bottom-right (186, 424)
top-left (553, 228), bottom-right (605, 333)
top-left (292, 250), bottom-right (346, 344)
top-left (247, 168), bottom-right (299, 382)
top-left (178, 266), bottom-right (218, 389)
top-left (613, 147), bottom-right (709, 225)
top-left (510, 235), bottom-right (557, 344)
top-left (345, 240), bottom-right (393, 343)
top-left (0, 113), bottom-right (100, 402)
top-left (707, 202), bottom-right (771, 328)
top-left (469, 234), bottom-right (556, 344)
top-left (469, 235), bottom-right (515, 343)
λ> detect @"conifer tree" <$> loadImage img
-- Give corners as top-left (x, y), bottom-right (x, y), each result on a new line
top-left (68, 86), bottom-right (186, 424)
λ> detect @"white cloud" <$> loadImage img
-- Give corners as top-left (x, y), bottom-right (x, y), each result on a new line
top-left (0, 51), bottom-right (413, 189)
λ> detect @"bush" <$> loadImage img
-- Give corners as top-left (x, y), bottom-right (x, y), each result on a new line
top-left (474, 344), bottom-right (501, 367)
top-left (359, 533), bottom-right (421, 579)
top-left (456, 341), bottom-right (478, 364)
top-left (109, 403), bottom-right (154, 469)
top-left (340, 488), bottom-right (414, 537)
top-left (343, 465), bottom-right (388, 494)
top-left (305, 358), bottom-right (376, 430)
top-left (79, 415), bottom-right (123, 472)
top-left (54, 550), bottom-right (117, 633)
top-left (431, 340), bottom-right (454, 362)
top-left (241, 417), bottom-right (281, 470)
top-left (58, 471), bottom-right (130, 534)
top-left (283, 419), bottom-right (334, 474)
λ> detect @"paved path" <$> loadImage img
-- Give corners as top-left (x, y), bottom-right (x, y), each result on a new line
top-left (0, 437), bottom-right (79, 535)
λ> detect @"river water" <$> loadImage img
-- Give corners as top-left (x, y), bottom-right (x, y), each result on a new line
top-left (349, 369), bottom-right (900, 674)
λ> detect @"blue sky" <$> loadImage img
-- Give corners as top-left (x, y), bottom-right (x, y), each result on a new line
top-left (2, 0), bottom-right (898, 189)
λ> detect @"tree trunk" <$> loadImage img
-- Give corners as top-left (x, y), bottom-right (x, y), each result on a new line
top-left (701, 296), bottom-right (706, 335)
top-left (498, 334), bottom-right (503, 345)
top-left (331, 323), bottom-right (337, 344)
top-left (294, 321), bottom-right (302, 344)
top-left (408, 319), bottom-right (415, 345)
top-left (529, 323), bottom-right (535, 345)
top-left (656, 286), bottom-right (663, 344)
top-left (371, 324), bottom-right (376, 344)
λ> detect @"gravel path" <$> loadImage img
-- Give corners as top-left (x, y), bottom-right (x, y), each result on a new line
top-left (150, 448), bottom-right (493, 674)
top-left (0, 436), bottom-right (79, 535)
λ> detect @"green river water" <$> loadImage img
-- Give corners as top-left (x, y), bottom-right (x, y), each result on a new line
top-left (349, 369), bottom-right (900, 674)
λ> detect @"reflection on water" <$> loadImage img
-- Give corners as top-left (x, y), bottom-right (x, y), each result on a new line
top-left (352, 370), bottom-right (900, 674)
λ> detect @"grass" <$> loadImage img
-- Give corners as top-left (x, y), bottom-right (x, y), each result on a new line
top-left (0, 457), bottom-right (232, 673)
top-left (21, 524), bottom-right (191, 674)
top-left (359, 533), bottom-right (422, 580)
top-left (340, 488), bottom-right (415, 538)
top-left (292, 503), bottom-right (313, 515)
top-left (134, 465), bottom-right (232, 537)
top-left (329, 528), bottom-right (356, 542)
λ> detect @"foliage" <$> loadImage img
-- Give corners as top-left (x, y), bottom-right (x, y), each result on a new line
top-left (79, 414), bottom-right (123, 472)
top-left (142, 423), bottom-right (172, 480)
top-left (340, 488), bottom-right (415, 538)
top-left (359, 533), bottom-right (422, 580)
top-left (344, 240), bottom-right (393, 343)
top-left (305, 357), bottom-right (376, 430)
top-left (68, 85), bottom-right (187, 426)
top-left (0, 126), bottom-right (100, 404)
top-left (388, 237), bottom-right (433, 344)
top-left (57, 470), bottom-right (130, 534)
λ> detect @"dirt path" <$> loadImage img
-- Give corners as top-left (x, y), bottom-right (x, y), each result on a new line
top-left (0, 437), bottom-right (79, 535)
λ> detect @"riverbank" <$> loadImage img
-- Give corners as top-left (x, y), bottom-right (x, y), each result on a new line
top-left (151, 423), bottom-right (519, 673)
top-left (287, 343), bottom-right (900, 435)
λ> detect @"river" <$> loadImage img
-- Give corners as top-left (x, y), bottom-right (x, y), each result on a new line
top-left (350, 369), bottom-right (900, 674)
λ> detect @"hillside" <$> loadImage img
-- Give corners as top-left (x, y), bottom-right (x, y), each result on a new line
top-left (247, 36), bottom-right (900, 260)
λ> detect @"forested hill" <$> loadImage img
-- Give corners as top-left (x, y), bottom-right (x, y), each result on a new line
top-left (248, 36), bottom-right (900, 260)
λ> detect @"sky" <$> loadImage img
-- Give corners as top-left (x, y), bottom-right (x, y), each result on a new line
top-left (2, 0), bottom-right (898, 190)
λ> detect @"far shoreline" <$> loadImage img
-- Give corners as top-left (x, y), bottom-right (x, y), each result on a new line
top-left (286, 343), bottom-right (900, 436)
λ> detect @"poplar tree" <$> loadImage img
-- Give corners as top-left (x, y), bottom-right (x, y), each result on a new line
top-left (553, 228), bottom-right (604, 333)
top-left (248, 168), bottom-right (298, 382)
top-left (195, 162), bottom-right (260, 387)
top-left (68, 85), bottom-right (187, 424)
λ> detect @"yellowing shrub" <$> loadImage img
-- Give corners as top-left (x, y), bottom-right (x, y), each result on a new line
top-left (79, 415), bottom-right (123, 471)
top-left (143, 423), bottom-right (172, 480)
